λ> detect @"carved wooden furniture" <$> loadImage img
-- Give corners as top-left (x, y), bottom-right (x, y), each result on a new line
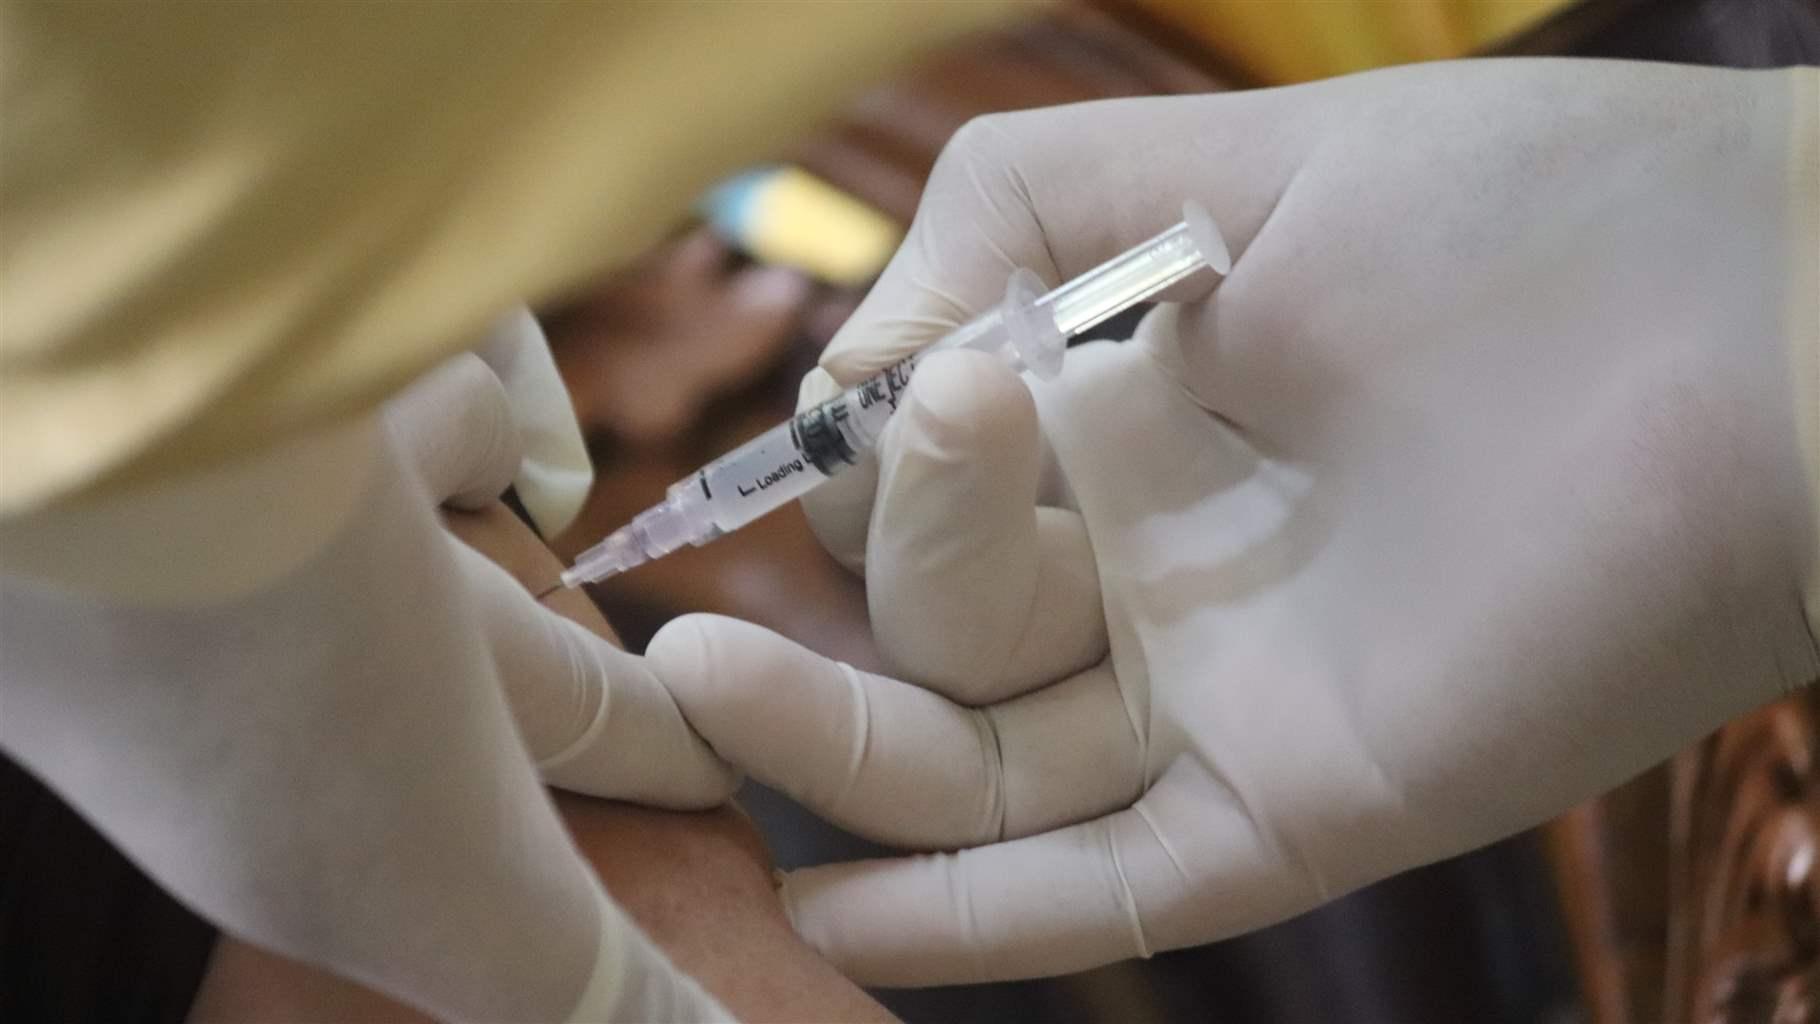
top-left (1547, 691), bottom-right (1820, 1024)
top-left (1671, 693), bottom-right (1820, 1022)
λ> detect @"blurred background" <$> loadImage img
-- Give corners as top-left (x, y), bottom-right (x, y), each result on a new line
top-left (539, 1), bottom-right (1820, 1021)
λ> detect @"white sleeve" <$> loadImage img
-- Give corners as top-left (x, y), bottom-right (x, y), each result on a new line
top-left (0, 416), bottom-right (730, 1022)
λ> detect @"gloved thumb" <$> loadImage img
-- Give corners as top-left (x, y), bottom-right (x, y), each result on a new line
top-left (450, 538), bottom-right (738, 809)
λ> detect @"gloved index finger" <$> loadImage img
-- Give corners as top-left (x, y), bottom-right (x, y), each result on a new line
top-left (815, 119), bottom-right (1049, 386)
top-left (382, 351), bottom-right (523, 511)
top-left (817, 93), bottom-right (1309, 387)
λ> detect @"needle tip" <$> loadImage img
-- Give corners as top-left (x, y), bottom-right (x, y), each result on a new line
top-left (532, 581), bottom-right (563, 601)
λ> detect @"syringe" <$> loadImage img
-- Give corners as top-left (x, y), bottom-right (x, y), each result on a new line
top-left (546, 201), bottom-right (1231, 594)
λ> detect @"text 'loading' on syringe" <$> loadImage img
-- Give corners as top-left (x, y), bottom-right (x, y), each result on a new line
top-left (542, 202), bottom-right (1231, 597)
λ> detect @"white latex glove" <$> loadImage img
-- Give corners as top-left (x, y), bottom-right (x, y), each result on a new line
top-left (471, 306), bottom-right (596, 538)
top-left (647, 59), bottom-right (1820, 986)
top-left (1, 349), bottom-right (733, 1019)
top-left (382, 333), bottom-right (736, 806)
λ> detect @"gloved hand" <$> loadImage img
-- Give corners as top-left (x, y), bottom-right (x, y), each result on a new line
top-left (0, 309), bottom-right (735, 1021)
top-left (381, 312), bottom-right (736, 806)
top-left (647, 59), bottom-right (1820, 985)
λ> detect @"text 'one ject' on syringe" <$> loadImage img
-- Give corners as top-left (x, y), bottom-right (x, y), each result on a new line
top-left (547, 201), bottom-right (1231, 593)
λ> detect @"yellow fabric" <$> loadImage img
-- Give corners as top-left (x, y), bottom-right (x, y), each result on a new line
top-left (1789, 69), bottom-right (1820, 638)
top-left (0, 2), bottom-right (1026, 516)
top-left (1135, 0), bottom-right (1568, 84)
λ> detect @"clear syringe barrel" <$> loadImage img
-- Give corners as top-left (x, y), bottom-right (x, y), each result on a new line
top-left (561, 201), bottom-right (1230, 586)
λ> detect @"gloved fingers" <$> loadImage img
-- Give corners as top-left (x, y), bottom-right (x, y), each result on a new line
top-left (645, 614), bottom-right (1142, 850)
top-left (798, 349), bottom-right (1070, 585)
top-left (865, 349), bottom-right (1106, 702)
top-left (780, 757), bottom-right (1308, 987)
top-left (471, 307), bottom-right (594, 537)
top-left (450, 540), bottom-right (738, 809)
top-left (779, 818), bottom-right (1144, 987)
top-left (382, 352), bottom-right (524, 511)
